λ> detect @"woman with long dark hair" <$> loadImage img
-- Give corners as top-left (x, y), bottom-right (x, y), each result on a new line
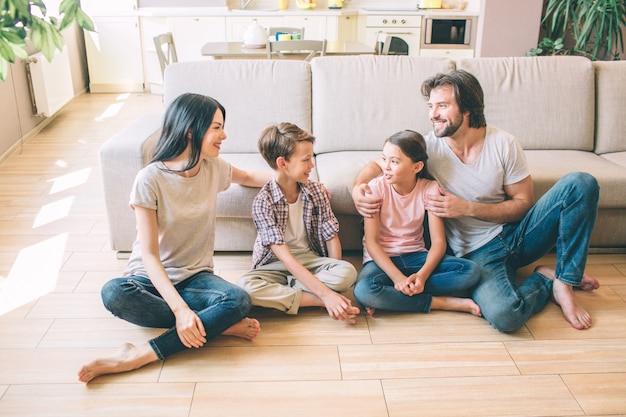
top-left (79, 93), bottom-right (269, 383)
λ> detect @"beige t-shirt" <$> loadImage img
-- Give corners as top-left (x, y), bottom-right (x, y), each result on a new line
top-left (124, 158), bottom-right (232, 284)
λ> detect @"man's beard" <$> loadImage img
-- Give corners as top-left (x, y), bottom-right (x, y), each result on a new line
top-left (433, 114), bottom-right (463, 138)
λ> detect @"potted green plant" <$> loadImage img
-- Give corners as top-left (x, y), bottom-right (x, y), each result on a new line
top-left (535, 0), bottom-right (626, 60)
top-left (0, 0), bottom-right (94, 81)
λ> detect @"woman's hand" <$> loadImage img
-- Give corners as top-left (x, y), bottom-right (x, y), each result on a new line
top-left (174, 307), bottom-right (207, 348)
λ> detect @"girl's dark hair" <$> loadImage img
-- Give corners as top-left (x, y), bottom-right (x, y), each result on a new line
top-left (421, 69), bottom-right (487, 129)
top-left (258, 122), bottom-right (315, 170)
top-left (385, 130), bottom-right (434, 180)
top-left (151, 93), bottom-right (226, 171)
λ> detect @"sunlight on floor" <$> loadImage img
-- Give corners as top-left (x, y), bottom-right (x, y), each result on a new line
top-left (94, 94), bottom-right (131, 122)
top-left (0, 234), bottom-right (67, 315)
top-left (33, 197), bottom-right (74, 228)
top-left (49, 168), bottom-right (91, 194)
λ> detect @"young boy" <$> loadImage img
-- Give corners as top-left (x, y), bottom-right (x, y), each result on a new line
top-left (237, 123), bottom-right (360, 324)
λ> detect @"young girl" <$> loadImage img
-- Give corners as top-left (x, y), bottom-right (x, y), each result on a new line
top-left (78, 93), bottom-right (270, 383)
top-left (353, 130), bottom-right (482, 317)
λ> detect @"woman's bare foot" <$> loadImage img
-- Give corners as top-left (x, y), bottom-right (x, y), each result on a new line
top-left (552, 279), bottom-right (592, 330)
top-left (534, 265), bottom-right (600, 292)
top-left (222, 317), bottom-right (261, 340)
top-left (432, 296), bottom-right (482, 317)
top-left (78, 342), bottom-right (158, 384)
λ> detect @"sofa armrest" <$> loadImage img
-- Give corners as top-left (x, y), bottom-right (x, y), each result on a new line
top-left (99, 114), bottom-right (163, 254)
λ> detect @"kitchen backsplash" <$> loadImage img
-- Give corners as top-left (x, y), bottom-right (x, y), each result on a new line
top-left (222, 0), bottom-right (479, 12)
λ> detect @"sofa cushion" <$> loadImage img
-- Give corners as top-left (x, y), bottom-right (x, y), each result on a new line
top-left (315, 150), bottom-right (381, 216)
top-left (601, 152), bottom-right (626, 169)
top-left (456, 56), bottom-right (595, 151)
top-left (594, 61), bottom-right (626, 154)
top-left (164, 60), bottom-right (312, 154)
top-left (525, 150), bottom-right (626, 208)
top-left (217, 153), bottom-right (273, 218)
top-left (310, 56), bottom-right (455, 154)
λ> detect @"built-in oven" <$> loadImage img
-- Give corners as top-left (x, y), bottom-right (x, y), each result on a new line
top-left (365, 15), bottom-right (422, 56)
top-left (421, 15), bottom-right (476, 53)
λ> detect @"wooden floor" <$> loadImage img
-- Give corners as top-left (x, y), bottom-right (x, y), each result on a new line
top-left (1, 93), bottom-right (626, 417)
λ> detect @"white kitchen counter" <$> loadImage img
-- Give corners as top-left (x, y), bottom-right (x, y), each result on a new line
top-left (136, 6), bottom-right (477, 17)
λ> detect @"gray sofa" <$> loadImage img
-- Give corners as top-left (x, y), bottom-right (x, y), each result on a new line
top-left (99, 56), bottom-right (626, 257)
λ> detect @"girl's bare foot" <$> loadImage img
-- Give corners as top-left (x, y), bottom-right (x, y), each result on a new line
top-left (78, 342), bottom-right (158, 384)
top-left (432, 296), bottom-right (482, 317)
top-left (222, 317), bottom-right (261, 340)
top-left (534, 265), bottom-right (599, 292)
top-left (552, 279), bottom-right (592, 330)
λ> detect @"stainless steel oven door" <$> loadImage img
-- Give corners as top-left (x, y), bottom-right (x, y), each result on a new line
top-left (365, 15), bottom-right (422, 56)
top-left (422, 16), bottom-right (476, 49)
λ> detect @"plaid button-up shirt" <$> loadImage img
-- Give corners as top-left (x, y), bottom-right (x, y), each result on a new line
top-left (251, 179), bottom-right (339, 269)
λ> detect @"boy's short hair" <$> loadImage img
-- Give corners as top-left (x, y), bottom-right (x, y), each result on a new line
top-left (258, 122), bottom-right (315, 170)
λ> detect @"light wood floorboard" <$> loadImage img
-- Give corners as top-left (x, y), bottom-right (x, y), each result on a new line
top-left (0, 93), bottom-right (625, 416)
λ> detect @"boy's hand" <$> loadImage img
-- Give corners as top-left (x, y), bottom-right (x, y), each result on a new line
top-left (321, 292), bottom-right (360, 325)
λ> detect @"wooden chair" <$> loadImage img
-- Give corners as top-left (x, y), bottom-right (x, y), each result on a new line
top-left (266, 39), bottom-right (326, 61)
top-left (268, 26), bottom-right (305, 39)
top-left (153, 32), bottom-right (178, 78)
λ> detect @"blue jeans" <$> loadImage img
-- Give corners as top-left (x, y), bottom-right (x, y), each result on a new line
top-left (353, 252), bottom-right (480, 312)
top-left (101, 271), bottom-right (252, 360)
top-left (467, 172), bottom-right (599, 333)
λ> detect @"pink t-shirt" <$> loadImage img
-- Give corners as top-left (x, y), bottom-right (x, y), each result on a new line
top-left (362, 176), bottom-right (439, 263)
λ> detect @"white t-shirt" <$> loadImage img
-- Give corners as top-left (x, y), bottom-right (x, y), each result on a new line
top-left (124, 157), bottom-right (232, 284)
top-left (425, 126), bottom-right (530, 257)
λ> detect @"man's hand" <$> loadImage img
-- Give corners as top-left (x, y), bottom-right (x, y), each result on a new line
top-left (352, 183), bottom-right (382, 218)
top-left (425, 186), bottom-right (471, 219)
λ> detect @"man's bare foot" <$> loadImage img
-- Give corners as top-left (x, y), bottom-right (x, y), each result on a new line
top-left (222, 317), bottom-right (261, 340)
top-left (552, 279), bottom-right (592, 330)
top-left (432, 296), bottom-right (482, 316)
top-left (534, 265), bottom-right (600, 292)
top-left (78, 342), bottom-right (158, 384)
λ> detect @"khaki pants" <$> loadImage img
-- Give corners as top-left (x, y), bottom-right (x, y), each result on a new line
top-left (237, 250), bottom-right (357, 314)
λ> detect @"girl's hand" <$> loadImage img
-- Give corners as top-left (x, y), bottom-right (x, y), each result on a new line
top-left (174, 307), bottom-right (207, 348)
top-left (406, 273), bottom-right (426, 295)
top-left (393, 277), bottom-right (413, 296)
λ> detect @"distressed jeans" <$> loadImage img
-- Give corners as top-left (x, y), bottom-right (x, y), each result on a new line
top-left (353, 252), bottom-right (480, 312)
top-left (466, 172), bottom-right (599, 333)
top-left (101, 271), bottom-right (252, 360)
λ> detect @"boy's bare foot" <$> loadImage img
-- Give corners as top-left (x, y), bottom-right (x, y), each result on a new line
top-left (534, 265), bottom-right (600, 292)
top-left (222, 317), bottom-right (261, 340)
top-left (552, 279), bottom-right (592, 330)
top-left (432, 296), bottom-right (482, 317)
top-left (78, 342), bottom-right (158, 384)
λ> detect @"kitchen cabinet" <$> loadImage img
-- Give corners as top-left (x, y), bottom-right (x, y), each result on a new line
top-left (169, 17), bottom-right (227, 61)
top-left (82, 0), bottom-right (144, 93)
top-left (327, 15), bottom-right (356, 42)
top-left (419, 48), bottom-right (474, 58)
top-left (226, 16), bottom-right (284, 41)
top-left (283, 15), bottom-right (327, 40)
top-left (84, 16), bottom-right (144, 92)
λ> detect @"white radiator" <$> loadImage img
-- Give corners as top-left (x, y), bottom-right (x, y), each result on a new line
top-left (26, 46), bottom-right (74, 117)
